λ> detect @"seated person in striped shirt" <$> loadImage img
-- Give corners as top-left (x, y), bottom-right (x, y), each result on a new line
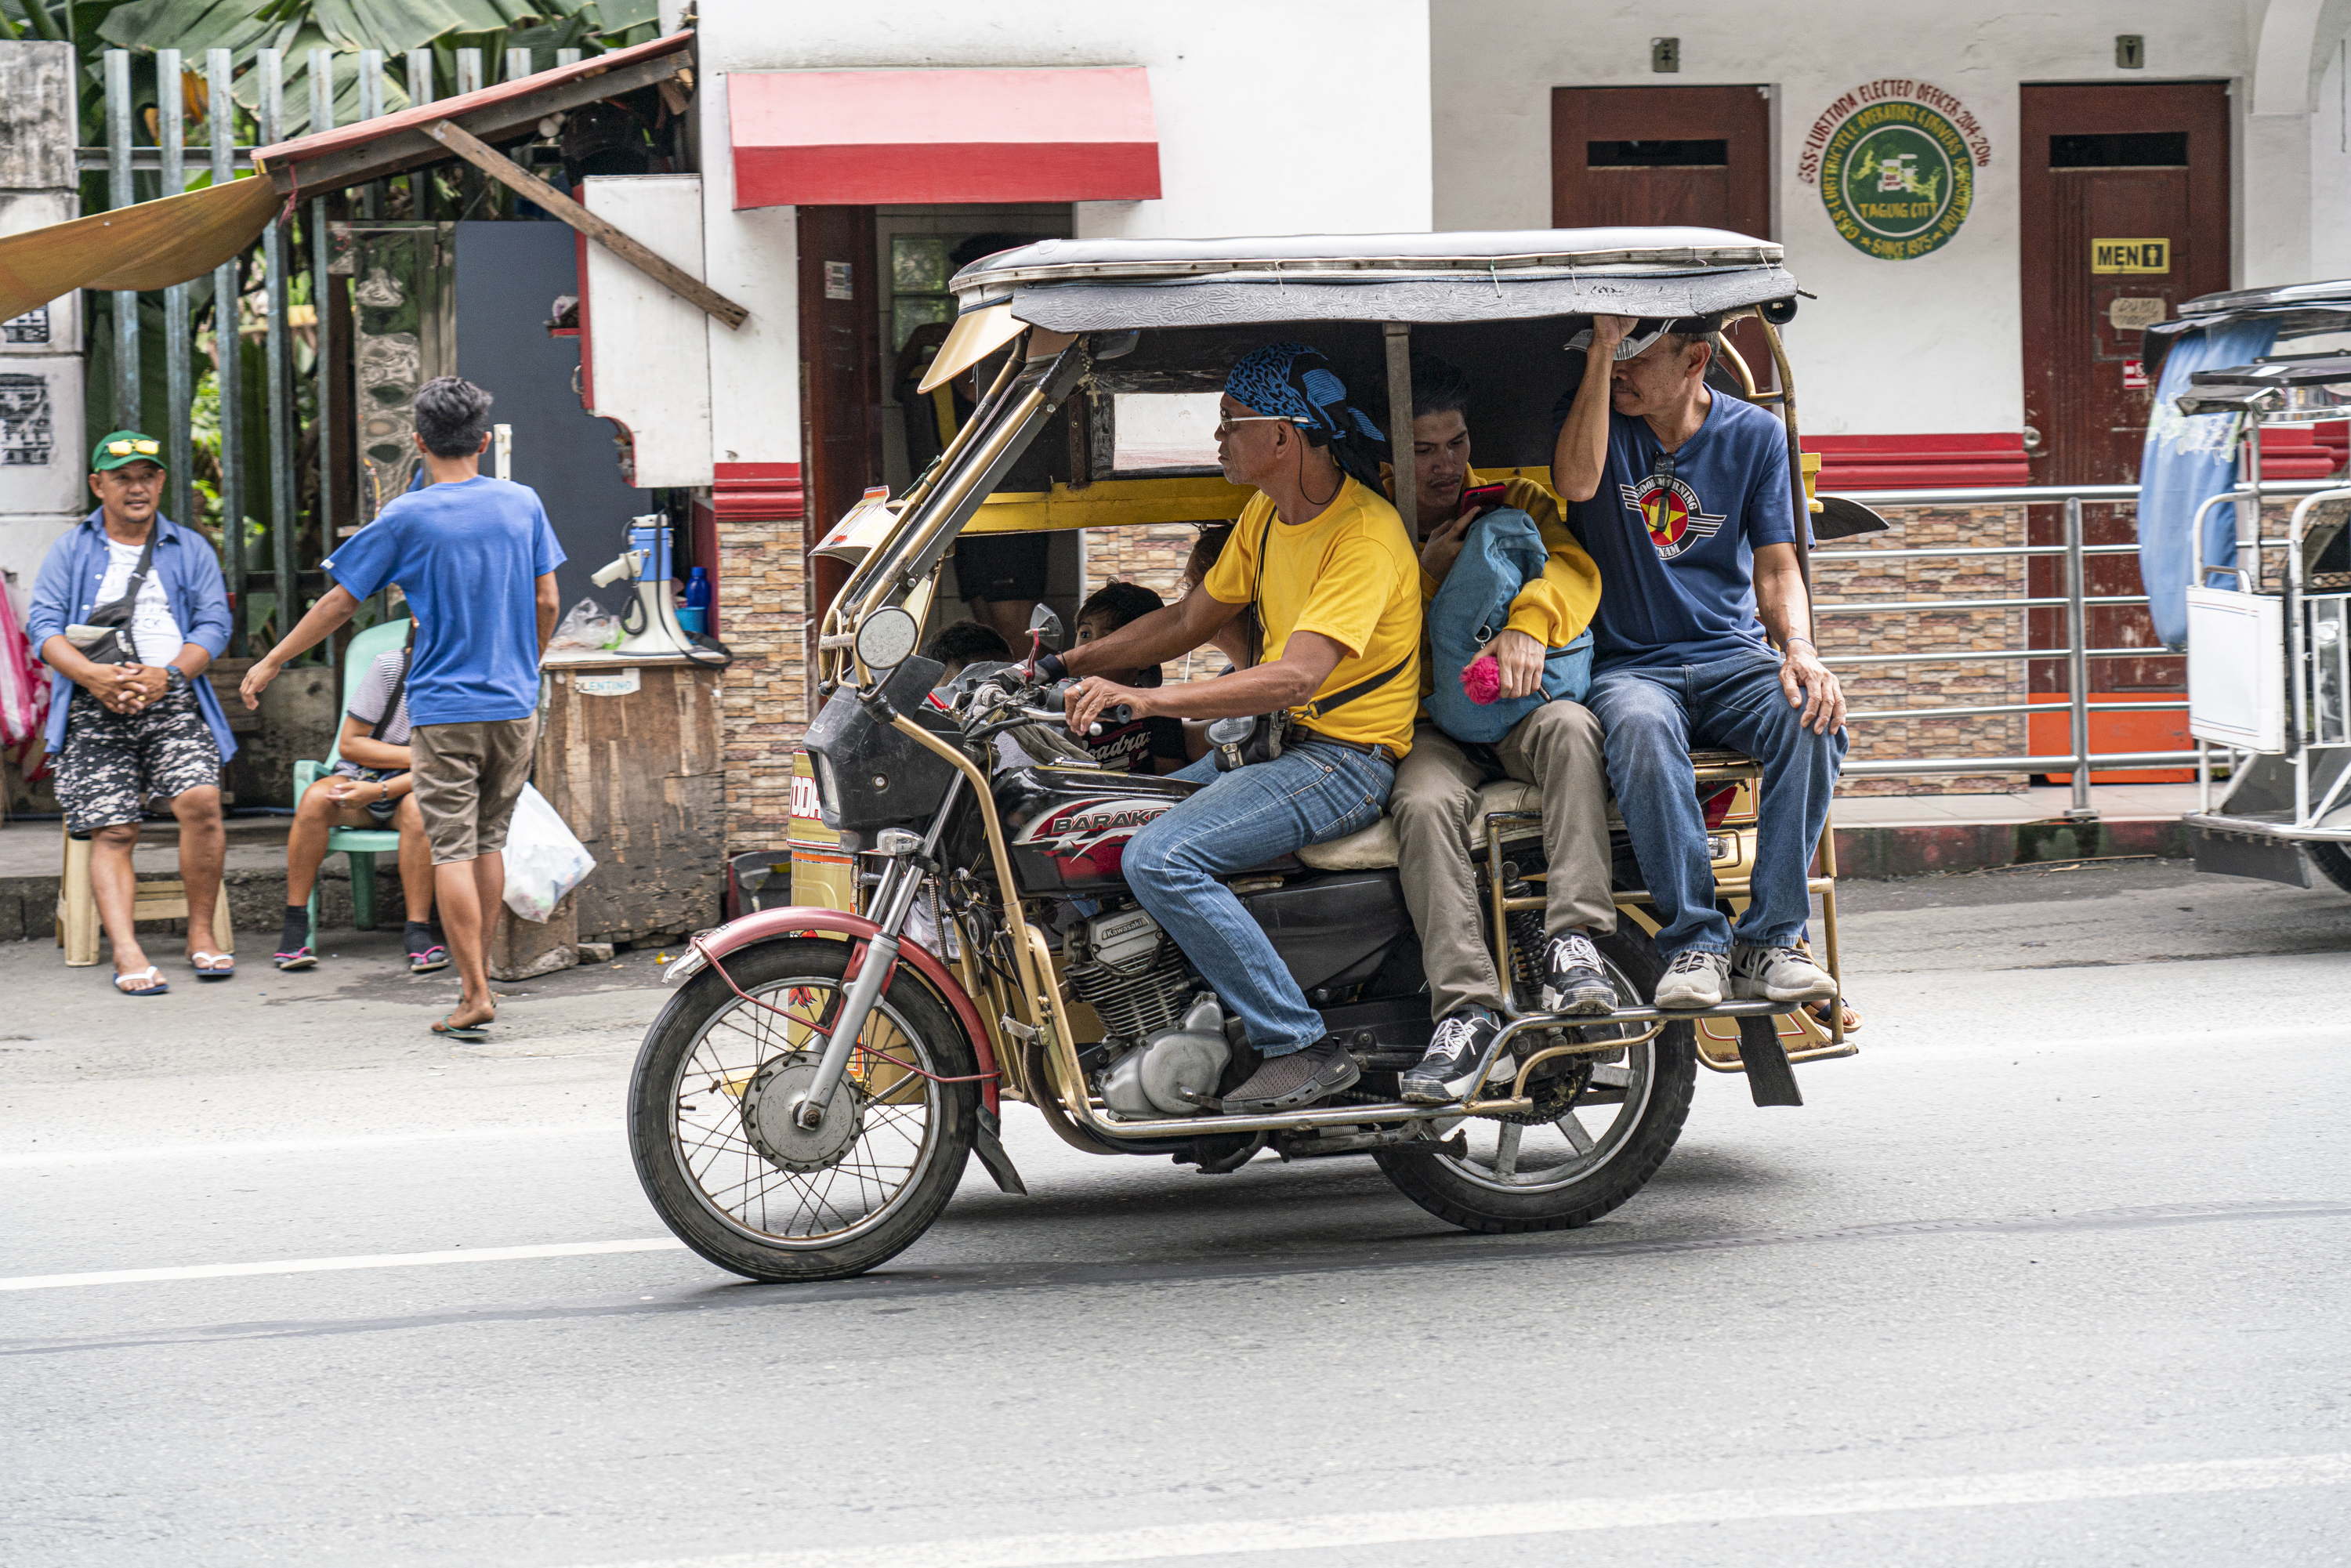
top-left (275, 632), bottom-right (443, 974)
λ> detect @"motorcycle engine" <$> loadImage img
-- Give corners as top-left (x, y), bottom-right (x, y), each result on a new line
top-left (1064, 906), bottom-right (1188, 1045)
top-left (1099, 994), bottom-right (1232, 1118)
top-left (1067, 907), bottom-right (1231, 1118)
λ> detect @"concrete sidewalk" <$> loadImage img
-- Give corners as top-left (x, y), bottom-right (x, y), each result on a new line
top-left (1832, 783), bottom-right (2198, 877)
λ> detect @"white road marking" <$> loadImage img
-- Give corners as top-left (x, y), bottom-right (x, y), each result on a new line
top-left (0, 1237), bottom-right (684, 1291)
top-left (0, 1122), bottom-right (622, 1169)
top-left (574, 1452), bottom-right (2351, 1568)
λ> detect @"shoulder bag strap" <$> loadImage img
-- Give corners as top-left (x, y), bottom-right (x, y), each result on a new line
top-left (89, 526), bottom-right (160, 627)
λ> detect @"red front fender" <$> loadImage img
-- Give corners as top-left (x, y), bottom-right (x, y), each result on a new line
top-left (680, 907), bottom-right (1000, 1112)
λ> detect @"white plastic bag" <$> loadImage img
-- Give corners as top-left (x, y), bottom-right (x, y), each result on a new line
top-left (502, 784), bottom-right (596, 922)
top-left (549, 597), bottom-right (621, 651)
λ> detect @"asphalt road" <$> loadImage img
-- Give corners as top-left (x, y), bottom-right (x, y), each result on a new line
top-left (2, 859), bottom-right (2347, 1566)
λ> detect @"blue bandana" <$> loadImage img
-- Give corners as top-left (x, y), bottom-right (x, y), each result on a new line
top-left (1223, 342), bottom-right (1386, 447)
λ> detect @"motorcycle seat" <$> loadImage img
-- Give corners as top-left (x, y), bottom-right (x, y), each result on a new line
top-left (1296, 780), bottom-right (1546, 872)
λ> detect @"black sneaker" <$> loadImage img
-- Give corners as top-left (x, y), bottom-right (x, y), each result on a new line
top-left (1538, 931), bottom-right (1616, 1016)
top-left (1400, 1009), bottom-right (1502, 1104)
top-left (1219, 1037), bottom-right (1361, 1114)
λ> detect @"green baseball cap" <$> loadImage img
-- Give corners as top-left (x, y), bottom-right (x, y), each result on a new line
top-left (91, 430), bottom-right (165, 472)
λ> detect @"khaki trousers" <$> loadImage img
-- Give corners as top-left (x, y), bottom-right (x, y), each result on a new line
top-left (1390, 706), bottom-right (1614, 1020)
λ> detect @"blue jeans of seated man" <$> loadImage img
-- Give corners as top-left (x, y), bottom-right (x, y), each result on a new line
top-left (1585, 649), bottom-right (1847, 961)
top-left (1122, 737), bottom-right (1393, 1056)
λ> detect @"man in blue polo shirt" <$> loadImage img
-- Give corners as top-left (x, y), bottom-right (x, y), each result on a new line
top-left (1552, 314), bottom-right (1847, 1010)
top-left (243, 377), bottom-right (562, 1040)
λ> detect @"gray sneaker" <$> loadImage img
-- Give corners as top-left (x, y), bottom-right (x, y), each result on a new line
top-left (1730, 943), bottom-right (1839, 1005)
top-left (1654, 949), bottom-right (1729, 1009)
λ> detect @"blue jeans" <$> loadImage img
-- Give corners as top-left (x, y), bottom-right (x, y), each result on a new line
top-left (1585, 650), bottom-right (1847, 960)
top-left (1124, 738), bottom-right (1393, 1056)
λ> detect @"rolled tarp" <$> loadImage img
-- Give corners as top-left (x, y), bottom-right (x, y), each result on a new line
top-left (0, 174), bottom-right (281, 325)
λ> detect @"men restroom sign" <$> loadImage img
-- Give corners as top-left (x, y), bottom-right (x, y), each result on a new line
top-left (2092, 238), bottom-right (2170, 273)
top-left (1801, 79), bottom-right (1992, 260)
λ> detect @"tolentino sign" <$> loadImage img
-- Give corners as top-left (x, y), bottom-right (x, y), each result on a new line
top-left (1799, 79), bottom-right (1992, 261)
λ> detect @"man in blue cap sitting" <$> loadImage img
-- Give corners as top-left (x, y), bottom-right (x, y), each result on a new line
top-left (1056, 342), bottom-right (1422, 1114)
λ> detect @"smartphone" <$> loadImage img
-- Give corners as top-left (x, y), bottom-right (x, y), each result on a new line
top-left (1458, 481), bottom-right (1508, 516)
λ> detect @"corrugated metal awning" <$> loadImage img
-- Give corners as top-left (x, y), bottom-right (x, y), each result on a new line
top-left (726, 66), bottom-right (1159, 208)
top-left (253, 30), bottom-right (695, 194)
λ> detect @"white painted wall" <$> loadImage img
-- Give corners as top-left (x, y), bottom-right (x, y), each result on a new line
top-left (1429, 0), bottom-right (2328, 436)
top-left (2313, 34), bottom-right (2351, 277)
top-left (695, 0), bottom-right (1433, 243)
top-left (580, 176), bottom-right (713, 490)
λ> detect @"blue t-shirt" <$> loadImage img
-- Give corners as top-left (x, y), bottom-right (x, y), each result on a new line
top-left (1565, 393), bottom-right (1796, 670)
top-left (324, 476), bottom-right (564, 726)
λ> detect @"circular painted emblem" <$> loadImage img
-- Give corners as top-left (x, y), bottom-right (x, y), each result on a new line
top-left (1820, 100), bottom-right (1973, 260)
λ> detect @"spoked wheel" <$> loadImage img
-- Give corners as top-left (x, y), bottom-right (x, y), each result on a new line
top-left (1375, 929), bottom-right (1696, 1234)
top-left (628, 936), bottom-right (980, 1282)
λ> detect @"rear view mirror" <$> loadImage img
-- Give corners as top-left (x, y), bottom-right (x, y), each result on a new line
top-left (1027, 604), bottom-right (1063, 651)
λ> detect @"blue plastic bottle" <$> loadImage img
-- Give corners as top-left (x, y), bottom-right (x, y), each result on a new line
top-left (678, 566), bottom-right (710, 636)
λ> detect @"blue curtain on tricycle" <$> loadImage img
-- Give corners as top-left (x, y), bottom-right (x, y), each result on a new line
top-left (2135, 320), bottom-right (2277, 647)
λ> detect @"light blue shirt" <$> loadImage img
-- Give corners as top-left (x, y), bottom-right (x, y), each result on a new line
top-left (27, 511), bottom-right (237, 759)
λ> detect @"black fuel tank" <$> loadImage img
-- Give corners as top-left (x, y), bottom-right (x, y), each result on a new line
top-left (980, 763), bottom-right (1204, 894)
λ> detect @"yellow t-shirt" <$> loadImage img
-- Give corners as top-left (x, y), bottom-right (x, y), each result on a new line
top-left (1202, 476), bottom-right (1422, 758)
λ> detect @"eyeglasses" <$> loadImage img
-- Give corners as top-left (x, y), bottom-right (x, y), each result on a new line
top-left (104, 439), bottom-right (161, 458)
top-left (1215, 414), bottom-right (1303, 436)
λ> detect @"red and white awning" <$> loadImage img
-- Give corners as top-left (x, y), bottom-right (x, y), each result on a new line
top-left (727, 66), bottom-right (1160, 208)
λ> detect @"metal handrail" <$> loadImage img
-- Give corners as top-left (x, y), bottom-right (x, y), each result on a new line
top-left (1811, 477), bottom-right (2347, 814)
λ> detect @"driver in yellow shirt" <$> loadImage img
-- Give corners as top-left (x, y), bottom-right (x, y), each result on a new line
top-left (1058, 342), bottom-right (1419, 1114)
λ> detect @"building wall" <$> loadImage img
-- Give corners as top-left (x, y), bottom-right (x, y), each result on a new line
top-left (1429, 0), bottom-right (2350, 437)
top-left (693, 0), bottom-right (1434, 245)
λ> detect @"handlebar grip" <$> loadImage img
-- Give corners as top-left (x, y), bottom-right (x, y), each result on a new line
top-left (1100, 703), bottom-right (1134, 726)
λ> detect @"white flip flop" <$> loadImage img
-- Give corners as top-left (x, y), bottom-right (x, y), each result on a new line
top-left (114, 965), bottom-right (169, 997)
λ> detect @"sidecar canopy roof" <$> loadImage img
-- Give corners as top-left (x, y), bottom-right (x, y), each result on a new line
top-left (949, 227), bottom-right (1798, 331)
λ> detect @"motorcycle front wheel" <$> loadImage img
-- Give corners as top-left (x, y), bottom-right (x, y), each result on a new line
top-left (629, 936), bottom-right (980, 1282)
top-left (1375, 929), bottom-right (1696, 1234)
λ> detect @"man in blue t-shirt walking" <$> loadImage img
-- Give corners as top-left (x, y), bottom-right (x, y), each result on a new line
top-left (1552, 314), bottom-right (1847, 1010)
top-left (244, 377), bottom-right (563, 1040)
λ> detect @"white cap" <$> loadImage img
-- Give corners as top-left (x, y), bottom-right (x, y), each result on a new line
top-left (1564, 321), bottom-right (1672, 361)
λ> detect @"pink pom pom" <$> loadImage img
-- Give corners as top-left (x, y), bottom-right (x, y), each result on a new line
top-left (1462, 656), bottom-right (1502, 705)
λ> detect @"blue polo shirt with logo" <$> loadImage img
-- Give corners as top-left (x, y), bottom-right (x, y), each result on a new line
top-left (1561, 390), bottom-right (1797, 671)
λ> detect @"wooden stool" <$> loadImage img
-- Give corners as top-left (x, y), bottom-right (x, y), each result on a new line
top-left (55, 824), bottom-right (234, 968)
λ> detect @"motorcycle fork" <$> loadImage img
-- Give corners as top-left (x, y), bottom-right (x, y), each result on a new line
top-left (794, 776), bottom-right (962, 1128)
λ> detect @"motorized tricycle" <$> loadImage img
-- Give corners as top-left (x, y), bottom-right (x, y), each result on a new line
top-left (630, 229), bottom-right (1855, 1282)
top-left (2157, 277), bottom-right (2351, 893)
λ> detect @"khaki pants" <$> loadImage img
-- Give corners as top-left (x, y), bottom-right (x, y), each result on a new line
top-left (1390, 707), bottom-right (1614, 1020)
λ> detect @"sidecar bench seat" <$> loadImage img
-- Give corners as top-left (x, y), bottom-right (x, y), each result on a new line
top-left (1295, 780), bottom-right (1546, 872)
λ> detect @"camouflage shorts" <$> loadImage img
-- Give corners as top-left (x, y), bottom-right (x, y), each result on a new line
top-left (55, 688), bottom-right (221, 835)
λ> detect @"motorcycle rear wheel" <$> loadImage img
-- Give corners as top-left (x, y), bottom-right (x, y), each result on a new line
top-left (628, 936), bottom-right (980, 1283)
top-left (1375, 929), bottom-right (1696, 1234)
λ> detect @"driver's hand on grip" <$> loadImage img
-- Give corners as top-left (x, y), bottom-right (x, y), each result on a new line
top-left (1065, 675), bottom-right (1148, 737)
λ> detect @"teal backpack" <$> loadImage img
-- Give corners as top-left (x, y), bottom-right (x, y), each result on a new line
top-left (1422, 506), bottom-right (1592, 744)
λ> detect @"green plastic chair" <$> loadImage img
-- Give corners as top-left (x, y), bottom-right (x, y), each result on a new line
top-left (294, 617), bottom-right (412, 943)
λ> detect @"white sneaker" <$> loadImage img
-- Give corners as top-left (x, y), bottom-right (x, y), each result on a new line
top-left (1730, 943), bottom-right (1839, 1005)
top-left (1654, 949), bottom-right (1728, 1009)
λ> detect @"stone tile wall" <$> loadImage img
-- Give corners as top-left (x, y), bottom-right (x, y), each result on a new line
top-left (715, 516), bottom-right (810, 855)
top-left (1813, 502), bottom-right (2030, 796)
top-left (1081, 521), bottom-right (1206, 606)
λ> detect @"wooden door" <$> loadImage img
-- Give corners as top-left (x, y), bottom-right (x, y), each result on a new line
top-left (1552, 86), bottom-right (1773, 378)
top-left (798, 204), bottom-right (882, 655)
top-left (2020, 83), bottom-right (2229, 704)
